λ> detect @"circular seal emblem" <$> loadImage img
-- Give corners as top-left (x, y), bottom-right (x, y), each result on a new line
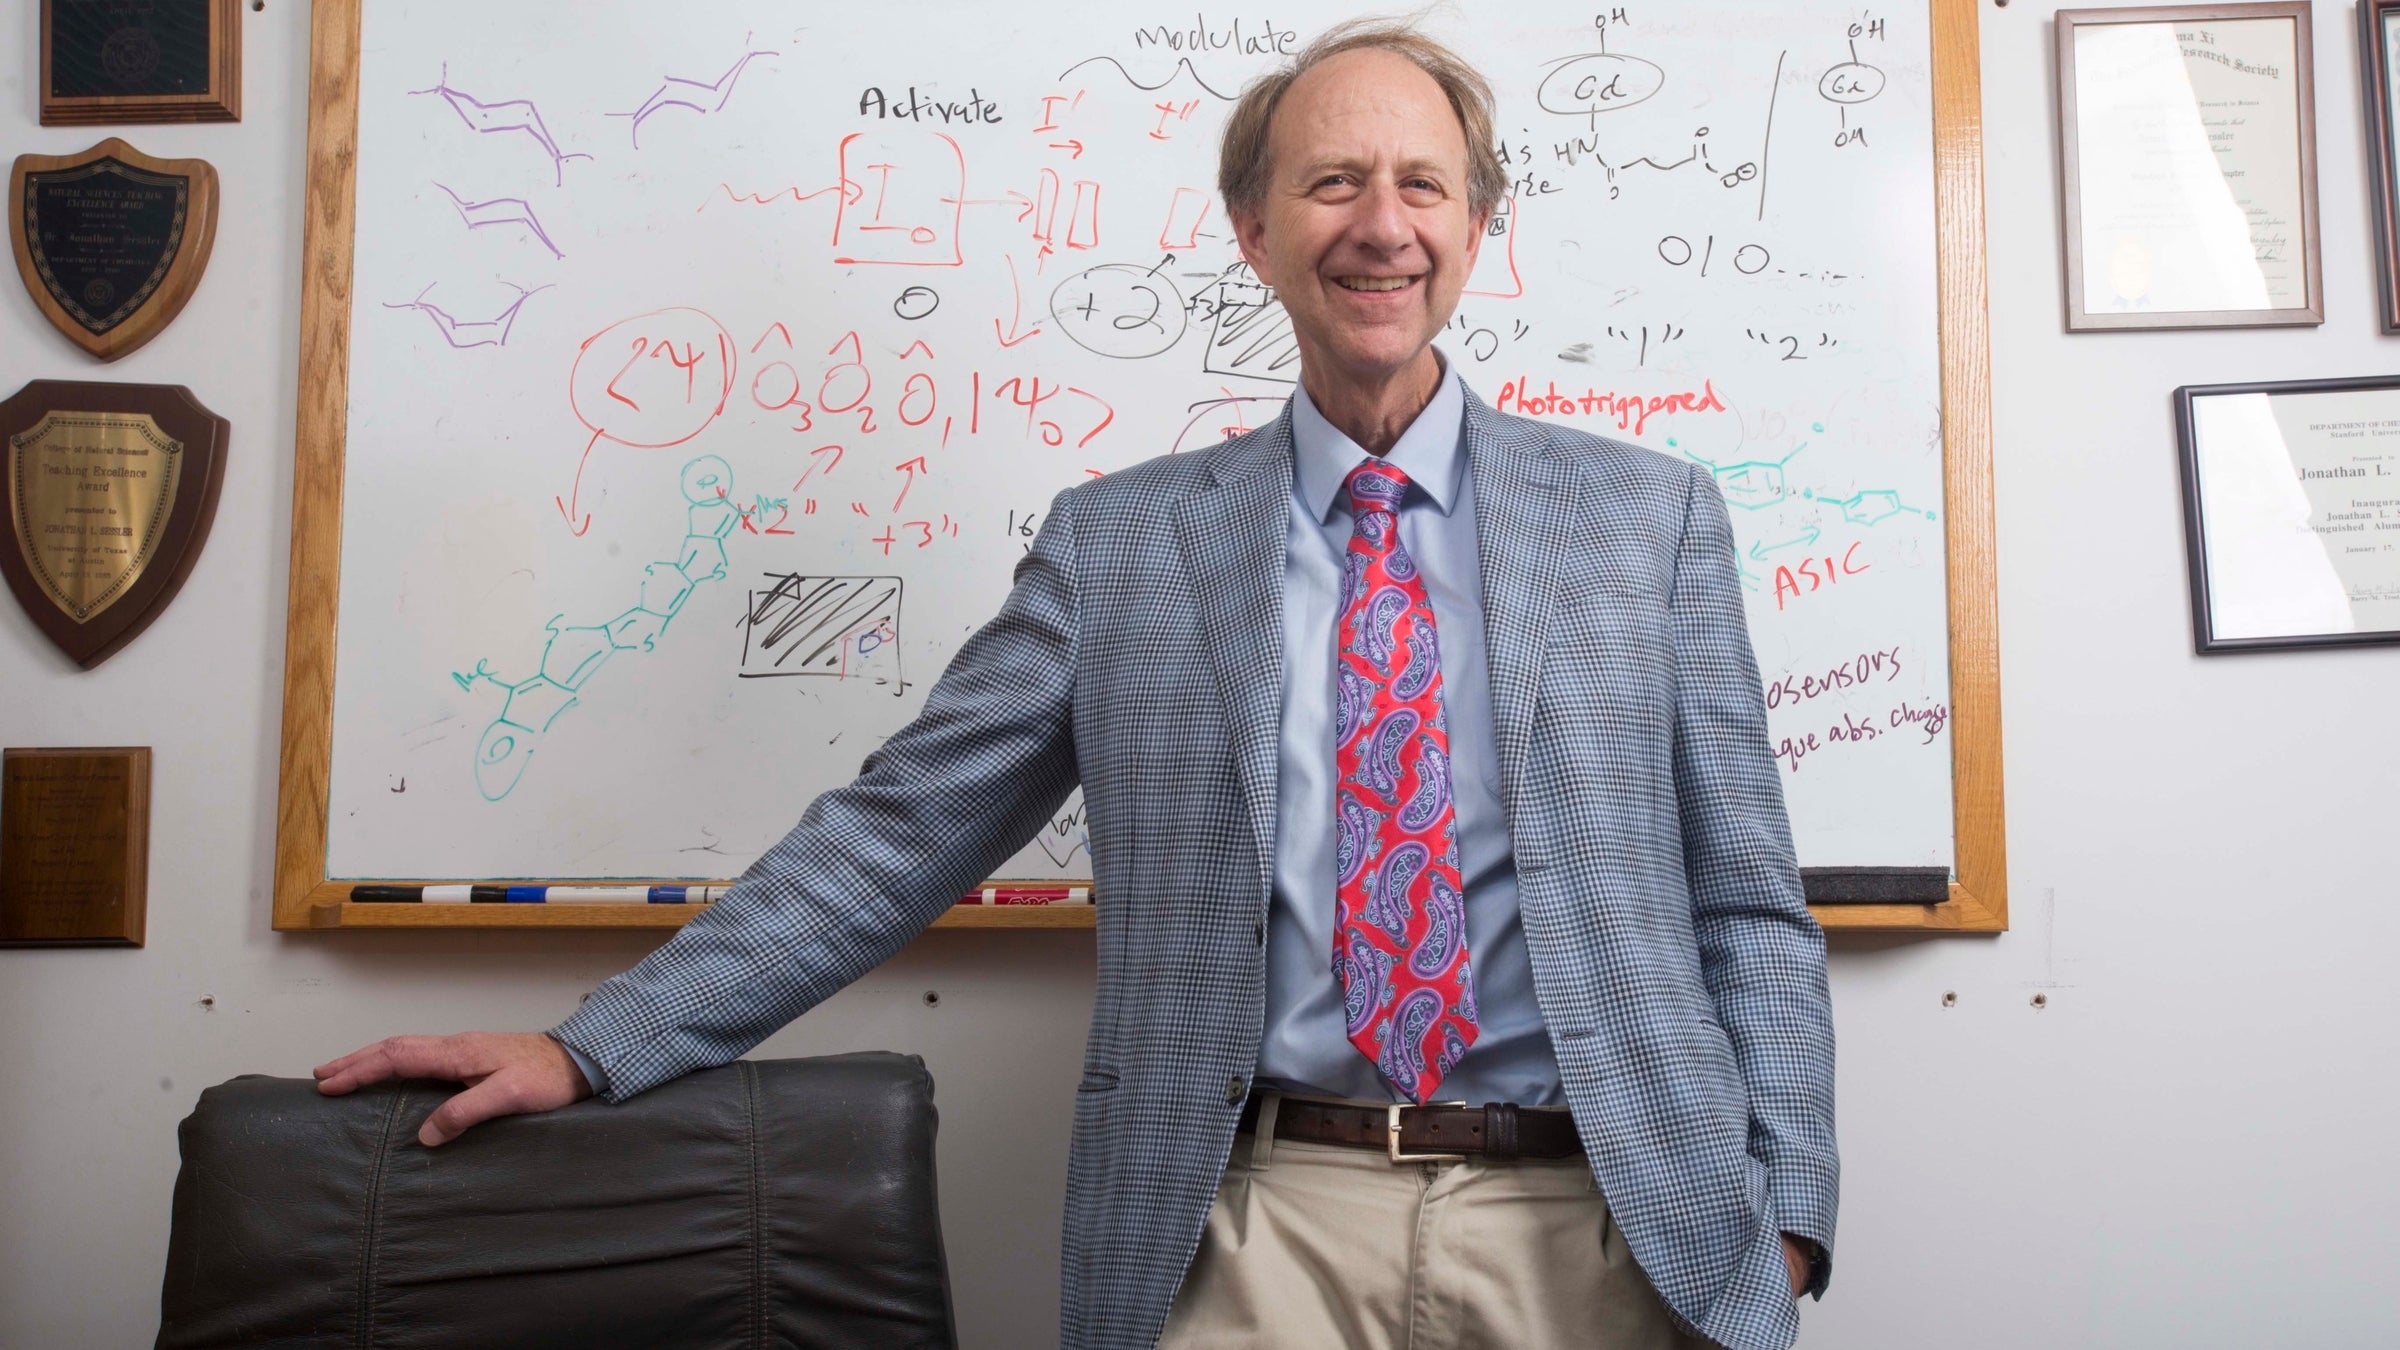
top-left (82, 278), bottom-right (117, 310)
top-left (100, 28), bottom-right (163, 85)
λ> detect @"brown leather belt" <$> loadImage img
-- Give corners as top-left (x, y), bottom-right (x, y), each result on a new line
top-left (1239, 1094), bottom-right (1583, 1162)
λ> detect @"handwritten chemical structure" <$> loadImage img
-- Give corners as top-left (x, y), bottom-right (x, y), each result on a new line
top-left (611, 42), bottom-right (779, 149)
top-left (383, 280), bottom-right (550, 349)
top-left (408, 64), bottom-right (591, 185)
top-left (1819, 16), bottom-right (1888, 149)
top-left (1536, 17), bottom-right (1666, 131)
top-left (1808, 487), bottom-right (1937, 527)
top-left (456, 456), bottom-right (738, 801)
top-left (432, 183), bottom-right (565, 259)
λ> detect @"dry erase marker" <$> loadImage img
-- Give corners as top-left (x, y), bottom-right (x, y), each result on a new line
top-left (955, 885), bottom-right (1092, 905)
top-left (499, 885), bottom-right (728, 903)
top-left (539, 886), bottom-right (727, 903)
top-left (530, 886), bottom-right (651, 903)
top-left (346, 885), bottom-right (727, 904)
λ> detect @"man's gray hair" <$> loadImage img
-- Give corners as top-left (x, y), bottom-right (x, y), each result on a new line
top-left (1217, 18), bottom-right (1511, 221)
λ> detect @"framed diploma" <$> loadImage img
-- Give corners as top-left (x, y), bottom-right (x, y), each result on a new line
top-left (2363, 0), bottom-right (2400, 333)
top-left (2057, 4), bottom-right (2322, 331)
top-left (2175, 376), bottom-right (2400, 653)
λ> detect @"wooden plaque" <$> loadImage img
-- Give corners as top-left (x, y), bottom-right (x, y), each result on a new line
top-left (1, 747), bottom-right (150, 947)
top-left (11, 139), bottom-right (220, 362)
top-left (40, 0), bottom-right (241, 125)
top-left (0, 380), bottom-right (229, 668)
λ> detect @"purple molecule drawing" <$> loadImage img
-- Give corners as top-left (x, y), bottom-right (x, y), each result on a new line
top-left (408, 64), bottom-right (593, 186)
top-left (609, 42), bottom-right (779, 149)
top-left (383, 281), bottom-right (552, 349)
top-left (433, 182), bottom-right (566, 259)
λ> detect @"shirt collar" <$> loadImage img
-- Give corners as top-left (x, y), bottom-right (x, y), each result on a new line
top-left (1290, 348), bottom-right (1468, 523)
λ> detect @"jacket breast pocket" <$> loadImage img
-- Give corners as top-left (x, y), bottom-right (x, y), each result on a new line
top-left (1550, 587), bottom-right (1672, 661)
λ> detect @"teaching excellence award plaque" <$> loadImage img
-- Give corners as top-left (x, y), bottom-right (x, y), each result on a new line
top-left (10, 138), bottom-right (219, 361)
top-left (0, 380), bottom-right (227, 668)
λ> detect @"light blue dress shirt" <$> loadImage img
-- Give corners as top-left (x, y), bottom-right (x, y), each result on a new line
top-left (1259, 356), bottom-right (1563, 1106)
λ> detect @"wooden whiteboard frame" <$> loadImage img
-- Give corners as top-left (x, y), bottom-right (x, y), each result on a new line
top-left (273, 0), bottom-right (2004, 934)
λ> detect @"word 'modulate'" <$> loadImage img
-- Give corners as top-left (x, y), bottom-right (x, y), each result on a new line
top-left (1132, 14), bottom-right (1302, 56)
top-left (859, 87), bottom-right (1002, 125)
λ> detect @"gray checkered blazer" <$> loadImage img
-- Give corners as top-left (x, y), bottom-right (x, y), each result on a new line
top-left (553, 388), bottom-right (1838, 1350)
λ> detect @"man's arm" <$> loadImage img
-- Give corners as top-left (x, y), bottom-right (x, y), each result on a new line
top-left (320, 488), bottom-right (1085, 1136)
top-left (552, 487), bottom-right (1084, 1101)
top-left (1666, 464), bottom-right (1839, 1297)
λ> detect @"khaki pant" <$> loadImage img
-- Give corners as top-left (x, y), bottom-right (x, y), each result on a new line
top-left (1159, 1093), bottom-right (1714, 1350)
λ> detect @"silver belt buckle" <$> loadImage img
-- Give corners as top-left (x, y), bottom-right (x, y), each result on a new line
top-left (1388, 1101), bottom-right (1469, 1164)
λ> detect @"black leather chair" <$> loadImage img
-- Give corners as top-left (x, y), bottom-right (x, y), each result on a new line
top-left (155, 1052), bottom-right (958, 1349)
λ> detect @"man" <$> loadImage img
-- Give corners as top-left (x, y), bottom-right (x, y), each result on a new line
top-left (317, 21), bottom-right (1836, 1350)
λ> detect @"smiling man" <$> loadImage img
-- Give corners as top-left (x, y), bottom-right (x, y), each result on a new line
top-left (316, 19), bottom-right (1834, 1350)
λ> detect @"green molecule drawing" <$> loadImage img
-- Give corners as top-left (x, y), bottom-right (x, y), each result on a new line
top-left (455, 456), bottom-right (738, 801)
top-left (1675, 439), bottom-right (1808, 512)
top-left (1810, 488), bottom-right (1937, 526)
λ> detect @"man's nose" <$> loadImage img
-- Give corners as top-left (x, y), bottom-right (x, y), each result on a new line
top-left (1351, 180), bottom-right (1414, 253)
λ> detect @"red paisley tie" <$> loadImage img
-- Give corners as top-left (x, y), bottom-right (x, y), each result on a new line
top-left (1333, 460), bottom-right (1478, 1105)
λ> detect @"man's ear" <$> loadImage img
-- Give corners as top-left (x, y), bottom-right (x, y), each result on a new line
top-left (1229, 205), bottom-right (1274, 287)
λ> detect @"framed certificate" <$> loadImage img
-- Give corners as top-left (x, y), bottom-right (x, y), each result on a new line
top-left (39, 0), bottom-right (241, 126)
top-left (2175, 377), bottom-right (2400, 653)
top-left (2364, 0), bottom-right (2400, 332)
top-left (2057, 4), bottom-right (2322, 331)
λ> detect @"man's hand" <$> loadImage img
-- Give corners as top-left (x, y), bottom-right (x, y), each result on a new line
top-left (1781, 1233), bottom-right (1812, 1298)
top-left (313, 1031), bottom-right (592, 1147)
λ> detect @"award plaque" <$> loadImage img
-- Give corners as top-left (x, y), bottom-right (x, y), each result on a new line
top-left (1, 747), bottom-right (150, 947)
top-left (11, 139), bottom-right (219, 362)
top-left (0, 381), bottom-right (228, 668)
top-left (40, 0), bottom-right (240, 125)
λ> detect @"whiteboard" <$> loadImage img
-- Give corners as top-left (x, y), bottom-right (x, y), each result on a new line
top-left (323, 0), bottom-right (1952, 884)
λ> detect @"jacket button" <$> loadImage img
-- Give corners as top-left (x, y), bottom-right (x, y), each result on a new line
top-left (1252, 920), bottom-right (1265, 946)
top-left (1225, 1076), bottom-right (1247, 1105)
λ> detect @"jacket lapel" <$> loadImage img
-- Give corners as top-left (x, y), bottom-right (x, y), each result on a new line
top-left (1173, 412), bottom-right (1295, 895)
top-left (1464, 390), bottom-right (1578, 823)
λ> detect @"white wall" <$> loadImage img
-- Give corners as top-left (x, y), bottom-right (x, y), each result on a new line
top-left (3, 3), bottom-right (2395, 1347)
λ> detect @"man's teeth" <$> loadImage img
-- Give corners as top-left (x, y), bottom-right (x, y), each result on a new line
top-left (1337, 276), bottom-right (1413, 292)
